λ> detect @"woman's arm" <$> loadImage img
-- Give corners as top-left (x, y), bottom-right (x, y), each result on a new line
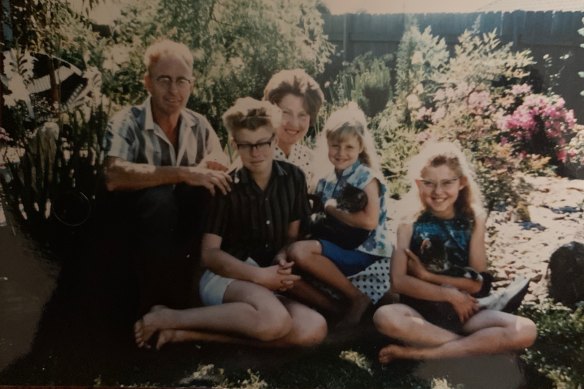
top-left (201, 233), bottom-right (299, 291)
top-left (392, 223), bottom-right (478, 322)
top-left (324, 179), bottom-right (380, 230)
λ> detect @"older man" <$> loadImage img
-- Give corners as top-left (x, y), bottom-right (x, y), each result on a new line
top-left (103, 39), bottom-right (231, 314)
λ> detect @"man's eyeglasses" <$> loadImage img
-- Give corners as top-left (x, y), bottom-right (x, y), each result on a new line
top-left (417, 177), bottom-right (460, 191)
top-left (154, 76), bottom-right (193, 90)
top-left (235, 135), bottom-right (275, 154)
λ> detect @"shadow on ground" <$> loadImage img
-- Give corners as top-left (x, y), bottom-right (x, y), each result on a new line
top-left (0, 212), bottom-right (553, 388)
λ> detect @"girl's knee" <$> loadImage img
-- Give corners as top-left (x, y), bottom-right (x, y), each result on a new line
top-left (287, 240), bottom-right (318, 264)
top-left (373, 305), bottom-right (401, 332)
top-left (516, 317), bottom-right (537, 348)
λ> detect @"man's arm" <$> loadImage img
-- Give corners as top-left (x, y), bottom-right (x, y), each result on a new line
top-left (104, 156), bottom-right (232, 195)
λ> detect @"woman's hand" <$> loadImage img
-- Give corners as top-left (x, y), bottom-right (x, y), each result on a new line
top-left (444, 286), bottom-right (479, 323)
top-left (405, 249), bottom-right (430, 281)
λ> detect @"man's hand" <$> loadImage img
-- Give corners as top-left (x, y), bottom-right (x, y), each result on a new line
top-left (206, 160), bottom-right (229, 172)
top-left (405, 249), bottom-right (430, 281)
top-left (256, 265), bottom-right (300, 292)
top-left (181, 166), bottom-right (232, 195)
top-left (444, 286), bottom-right (478, 323)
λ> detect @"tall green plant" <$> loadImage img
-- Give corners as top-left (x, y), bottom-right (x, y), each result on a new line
top-left (323, 53), bottom-right (392, 118)
top-left (373, 23), bottom-right (543, 210)
top-left (102, 0), bottom-right (334, 138)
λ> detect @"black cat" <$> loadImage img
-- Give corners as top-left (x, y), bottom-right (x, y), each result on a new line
top-left (417, 236), bottom-right (483, 281)
top-left (308, 184), bottom-right (372, 250)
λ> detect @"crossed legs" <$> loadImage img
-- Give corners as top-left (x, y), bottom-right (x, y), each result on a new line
top-left (134, 279), bottom-right (327, 349)
top-left (373, 303), bottom-right (537, 363)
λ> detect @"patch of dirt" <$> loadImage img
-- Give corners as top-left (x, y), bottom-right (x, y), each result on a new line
top-left (485, 175), bottom-right (584, 304)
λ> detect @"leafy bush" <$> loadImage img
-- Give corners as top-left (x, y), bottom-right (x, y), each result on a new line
top-left (498, 90), bottom-right (578, 167)
top-left (520, 302), bottom-right (584, 387)
top-left (1, 45), bottom-right (109, 239)
top-left (370, 21), bottom-right (576, 211)
top-left (1, 103), bottom-right (109, 236)
top-left (101, 0), bottom-right (334, 138)
top-left (323, 53), bottom-right (392, 118)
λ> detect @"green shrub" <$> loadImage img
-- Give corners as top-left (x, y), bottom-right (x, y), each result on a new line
top-left (372, 22), bottom-right (551, 211)
top-left (323, 52), bottom-right (393, 118)
top-left (520, 302), bottom-right (584, 387)
top-left (1, 104), bottom-right (109, 237)
top-left (101, 0), bottom-right (334, 139)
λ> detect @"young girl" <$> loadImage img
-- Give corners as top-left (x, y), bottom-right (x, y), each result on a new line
top-left (373, 141), bottom-right (537, 363)
top-left (286, 103), bottom-right (392, 328)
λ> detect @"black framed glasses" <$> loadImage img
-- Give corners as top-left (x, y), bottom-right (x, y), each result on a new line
top-left (235, 134), bottom-right (275, 154)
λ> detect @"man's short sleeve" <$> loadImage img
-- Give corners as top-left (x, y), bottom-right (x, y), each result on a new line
top-left (103, 108), bottom-right (137, 162)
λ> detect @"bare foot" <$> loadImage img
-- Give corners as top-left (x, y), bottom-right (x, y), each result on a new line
top-left (134, 305), bottom-right (169, 349)
top-left (156, 329), bottom-right (177, 350)
top-left (336, 293), bottom-right (371, 330)
top-left (378, 344), bottom-right (402, 364)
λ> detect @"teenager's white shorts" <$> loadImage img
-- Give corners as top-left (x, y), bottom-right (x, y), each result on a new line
top-left (199, 257), bottom-right (259, 306)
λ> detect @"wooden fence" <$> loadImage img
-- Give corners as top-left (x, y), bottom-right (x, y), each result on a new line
top-left (322, 11), bottom-right (584, 122)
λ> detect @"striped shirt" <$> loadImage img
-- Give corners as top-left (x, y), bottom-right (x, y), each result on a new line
top-left (205, 160), bottom-right (310, 267)
top-left (103, 97), bottom-right (227, 167)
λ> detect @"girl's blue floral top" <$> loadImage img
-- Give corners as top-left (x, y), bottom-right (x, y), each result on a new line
top-left (315, 160), bottom-right (392, 258)
top-left (410, 211), bottom-right (471, 271)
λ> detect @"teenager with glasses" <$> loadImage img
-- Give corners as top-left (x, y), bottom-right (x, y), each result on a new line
top-left (133, 98), bottom-right (327, 349)
top-left (102, 39), bottom-right (231, 315)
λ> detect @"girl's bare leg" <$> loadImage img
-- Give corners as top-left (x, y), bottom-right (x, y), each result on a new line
top-left (374, 307), bottom-right (537, 363)
top-left (285, 279), bottom-right (343, 316)
top-left (289, 240), bottom-right (370, 328)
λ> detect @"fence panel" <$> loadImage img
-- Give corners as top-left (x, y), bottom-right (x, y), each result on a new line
top-left (323, 11), bottom-right (584, 122)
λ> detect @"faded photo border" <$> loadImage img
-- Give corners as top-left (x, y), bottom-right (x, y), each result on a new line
top-left (1, 1), bottom-right (584, 387)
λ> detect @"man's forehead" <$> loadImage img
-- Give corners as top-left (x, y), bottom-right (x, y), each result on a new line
top-left (149, 55), bottom-right (192, 74)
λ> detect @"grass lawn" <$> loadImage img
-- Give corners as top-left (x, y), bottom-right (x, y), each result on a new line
top-left (0, 213), bottom-right (570, 388)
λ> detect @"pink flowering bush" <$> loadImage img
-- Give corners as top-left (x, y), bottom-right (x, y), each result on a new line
top-left (498, 92), bottom-right (577, 166)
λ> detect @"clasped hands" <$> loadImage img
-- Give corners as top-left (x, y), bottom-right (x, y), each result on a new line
top-left (258, 256), bottom-right (301, 292)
